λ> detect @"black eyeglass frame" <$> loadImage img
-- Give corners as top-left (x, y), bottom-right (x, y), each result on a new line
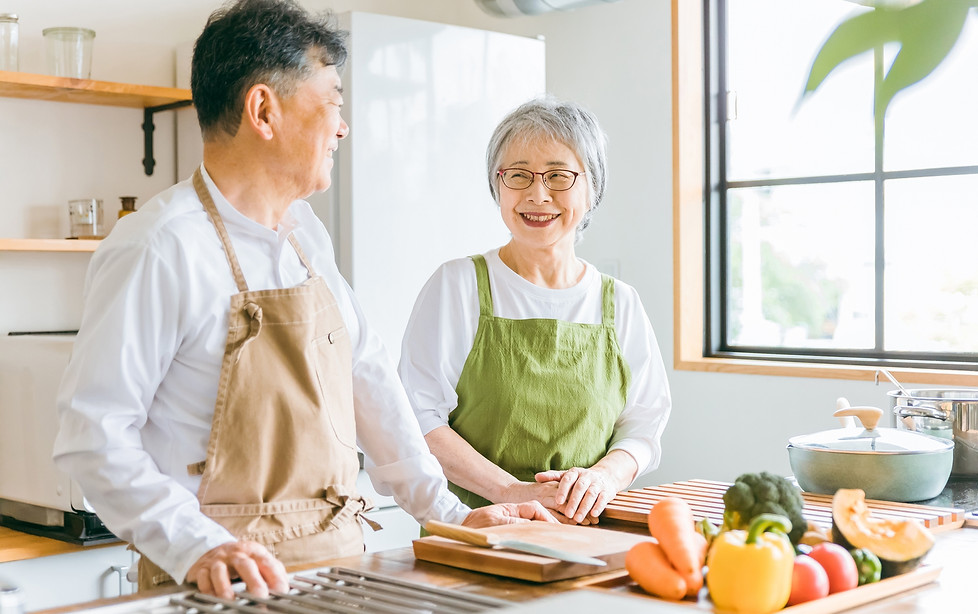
top-left (497, 168), bottom-right (586, 191)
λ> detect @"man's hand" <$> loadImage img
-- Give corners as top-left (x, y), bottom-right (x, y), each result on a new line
top-left (185, 541), bottom-right (288, 599)
top-left (461, 501), bottom-right (558, 528)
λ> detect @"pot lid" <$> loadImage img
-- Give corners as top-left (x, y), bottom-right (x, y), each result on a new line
top-left (788, 425), bottom-right (953, 454)
top-left (788, 404), bottom-right (953, 454)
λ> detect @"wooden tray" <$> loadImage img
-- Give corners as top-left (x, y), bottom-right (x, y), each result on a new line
top-left (605, 479), bottom-right (966, 532)
top-left (583, 565), bottom-right (941, 613)
top-left (412, 521), bottom-right (653, 582)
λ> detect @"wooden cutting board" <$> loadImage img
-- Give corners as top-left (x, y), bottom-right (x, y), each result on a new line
top-left (412, 521), bottom-right (653, 582)
top-left (583, 565), bottom-right (942, 613)
top-left (605, 479), bottom-right (966, 532)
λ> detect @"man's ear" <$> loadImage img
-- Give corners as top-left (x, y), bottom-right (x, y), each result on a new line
top-left (242, 83), bottom-right (277, 140)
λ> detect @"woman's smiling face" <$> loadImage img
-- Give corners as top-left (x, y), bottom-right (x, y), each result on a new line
top-left (496, 137), bottom-right (589, 252)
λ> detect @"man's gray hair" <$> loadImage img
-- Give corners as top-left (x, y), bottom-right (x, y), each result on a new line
top-left (485, 96), bottom-right (608, 238)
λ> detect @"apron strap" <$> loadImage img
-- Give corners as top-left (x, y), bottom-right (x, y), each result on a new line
top-left (193, 169), bottom-right (317, 290)
top-left (470, 254), bottom-right (494, 317)
top-left (288, 234), bottom-right (318, 277)
top-left (600, 274), bottom-right (616, 327)
top-left (193, 169), bottom-right (250, 293)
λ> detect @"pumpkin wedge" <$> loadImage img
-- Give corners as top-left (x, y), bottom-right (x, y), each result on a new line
top-left (831, 488), bottom-right (934, 578)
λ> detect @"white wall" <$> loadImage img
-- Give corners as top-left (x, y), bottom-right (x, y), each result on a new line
top-left (1, 0), bottom-right (913, 487)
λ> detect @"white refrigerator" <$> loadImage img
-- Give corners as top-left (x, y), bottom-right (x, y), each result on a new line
top-left (308, 12), bottom-right (546, 357)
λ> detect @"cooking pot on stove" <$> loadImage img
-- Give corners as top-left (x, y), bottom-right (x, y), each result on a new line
top-left (787, 398), bottom-right (953, 502)
top-left (889, 388), bottom-right (978, 476)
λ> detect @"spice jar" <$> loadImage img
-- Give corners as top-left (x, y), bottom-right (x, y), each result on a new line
top-left (118, 195), bottom-right (137, 219)
top-left (0, 14), bottom-right (17, 72)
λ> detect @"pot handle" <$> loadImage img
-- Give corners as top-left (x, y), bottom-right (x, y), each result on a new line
top-left (893, 404), bottom-right (950, 421)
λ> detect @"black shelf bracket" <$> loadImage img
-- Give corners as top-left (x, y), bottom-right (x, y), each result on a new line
top-left (142, 100), bottom-right (194, 176)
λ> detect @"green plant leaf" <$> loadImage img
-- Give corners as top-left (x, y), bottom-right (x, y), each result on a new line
top-left (801, 0), bottom-right (976, 118)
top-left (877, 0), bottom-right (972, 117)
top-left (803, 7), bottom-right (897, 96)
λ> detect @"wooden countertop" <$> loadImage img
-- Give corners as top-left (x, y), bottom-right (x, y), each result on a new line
top-left (0, 526), bottom-right (120, 563)
top-left (32, 520), bottom-right (978, 613)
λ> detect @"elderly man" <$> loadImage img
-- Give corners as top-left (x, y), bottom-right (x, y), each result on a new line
top-left (54, 0), bottom-right (552, 599)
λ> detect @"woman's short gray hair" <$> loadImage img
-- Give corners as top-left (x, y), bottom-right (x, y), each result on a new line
top-left (486, 96), bottom-right (608, 237)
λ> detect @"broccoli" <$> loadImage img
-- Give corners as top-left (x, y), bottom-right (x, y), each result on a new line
top-left (722, 471), bottom-right (807, 546)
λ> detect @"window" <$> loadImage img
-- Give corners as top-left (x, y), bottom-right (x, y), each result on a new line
top-left (702, 0), bottom-right (978, 371)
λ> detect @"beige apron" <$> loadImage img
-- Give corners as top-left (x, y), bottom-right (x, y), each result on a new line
top-left (137, 170), bottom-right (374, 590)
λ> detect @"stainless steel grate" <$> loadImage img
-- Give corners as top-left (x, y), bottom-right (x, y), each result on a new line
top-left (168, 567), bottom-right (510, 614)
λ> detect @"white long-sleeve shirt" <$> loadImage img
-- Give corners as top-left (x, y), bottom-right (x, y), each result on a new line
top-left (53, 166), bottom-right (469, 583)
top-left (398, 249), bottom-right (672, 479)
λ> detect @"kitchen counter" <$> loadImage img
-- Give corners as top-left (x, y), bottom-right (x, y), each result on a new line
top-left (31, 519), bottom-right (978, 613)
top-left (0, 527), bottom-right (118, 564)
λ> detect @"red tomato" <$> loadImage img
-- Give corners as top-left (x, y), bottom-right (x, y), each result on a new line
top-left (809, 542), bottom-right (859, 594)
top-left (787, 554), bottom-right (830, 605)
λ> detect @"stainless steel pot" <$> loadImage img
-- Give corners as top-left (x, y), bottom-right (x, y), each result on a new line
top-left (787, 404), bottom-right (953, 502)
top-left (890, 388), bottom-right (978, 476)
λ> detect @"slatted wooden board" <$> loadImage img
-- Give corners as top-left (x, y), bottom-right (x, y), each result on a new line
top-left (605, 479), bottom-right (966, 533)
top-left (582, 565), bottom-right (943, 613)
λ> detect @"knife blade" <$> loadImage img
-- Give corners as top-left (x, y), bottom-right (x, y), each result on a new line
top-left (424, 520), bottom-right (607, 566)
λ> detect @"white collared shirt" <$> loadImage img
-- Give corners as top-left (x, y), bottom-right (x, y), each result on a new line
top-left (54, 165), bottom-right (468, 583)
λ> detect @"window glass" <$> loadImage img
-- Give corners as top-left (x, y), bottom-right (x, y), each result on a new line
top-left (885, 14), bottom-right (978, 171)
top-left (884, 175), bottom-right (978, 352)
top-left (726, 0), bottom-right (874, 181)
top-left (725, 183), bottom-right (875, 349)
top-left (714, 0), bottom-right (978, 368)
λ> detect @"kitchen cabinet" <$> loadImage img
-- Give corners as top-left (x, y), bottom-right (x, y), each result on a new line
top-left (0, 541), bottom-right (136, 611)
top-left (0, 69), bottom-right (191, 251)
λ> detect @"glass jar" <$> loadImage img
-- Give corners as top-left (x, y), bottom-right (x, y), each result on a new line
top-left (43, 27), bottom-right (95, 79)
top-left (0, 13), bottom-right (17, 72)
top-left (68, 198), bottom-right (104, 239)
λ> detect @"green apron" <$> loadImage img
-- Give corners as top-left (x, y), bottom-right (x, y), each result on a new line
top-left (448, 254), bottom-right (631, 509)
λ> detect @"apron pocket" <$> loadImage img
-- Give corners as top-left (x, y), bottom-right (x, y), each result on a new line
top-left (311, 328), bottom-right (357, 448)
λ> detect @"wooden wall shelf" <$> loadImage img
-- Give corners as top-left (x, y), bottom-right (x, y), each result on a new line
top-left (0, 70), bottom-right (194, 175)
top-left (0, 238), bottom-right (100, 252)
top-left (0, 70), bottom-right (191, 108)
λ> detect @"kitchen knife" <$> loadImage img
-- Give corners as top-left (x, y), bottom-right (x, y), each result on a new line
top-left (424, 520), bottom-right (607, 566)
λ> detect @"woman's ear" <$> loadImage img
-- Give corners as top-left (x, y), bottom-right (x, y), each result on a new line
top-left (242, 83), bottom-right (277, 140)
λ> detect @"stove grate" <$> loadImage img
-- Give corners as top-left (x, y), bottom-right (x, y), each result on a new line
top-left (168, 567), bottom-right (510, 614)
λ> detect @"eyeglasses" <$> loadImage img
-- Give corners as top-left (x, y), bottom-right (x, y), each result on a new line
top-left (497, 168), bottom-right (584, 191)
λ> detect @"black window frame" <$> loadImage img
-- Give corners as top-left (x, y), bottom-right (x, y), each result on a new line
top-left (703, 0), bottom-right (978, 371)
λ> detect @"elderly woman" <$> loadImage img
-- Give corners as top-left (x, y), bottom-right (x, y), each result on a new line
top-left (398, 97), bottom-right (671, 524)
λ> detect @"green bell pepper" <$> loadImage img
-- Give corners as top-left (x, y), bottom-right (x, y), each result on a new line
top-left (849, 548), bottom-right (882, 585)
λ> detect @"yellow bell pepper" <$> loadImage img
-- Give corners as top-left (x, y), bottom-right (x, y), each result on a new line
top-left (706, 513), bottom-right (795, 613)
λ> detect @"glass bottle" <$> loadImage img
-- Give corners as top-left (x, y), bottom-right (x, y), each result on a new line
top-left (0, 14), bottom-right (18, 72)
top-left (118, 196), bottom-right (137, 219)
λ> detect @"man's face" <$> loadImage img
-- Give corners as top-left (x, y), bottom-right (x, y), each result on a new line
top-left (276, 64), bottom-right (349, 198)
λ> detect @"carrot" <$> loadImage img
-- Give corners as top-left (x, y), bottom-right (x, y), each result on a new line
top-left (647, 497), bottom-right (707, 597)
top-left (625, 541), bottom-right (688, 601)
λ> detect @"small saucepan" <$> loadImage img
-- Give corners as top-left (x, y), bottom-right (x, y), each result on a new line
top-left (787, 399), bottom-right (953, 502)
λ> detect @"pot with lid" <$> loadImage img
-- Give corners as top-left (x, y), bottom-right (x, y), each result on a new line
top-left (890, 388), bottom-right (978, 476)
top-left (787, 398), bottom-right (953, 502)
